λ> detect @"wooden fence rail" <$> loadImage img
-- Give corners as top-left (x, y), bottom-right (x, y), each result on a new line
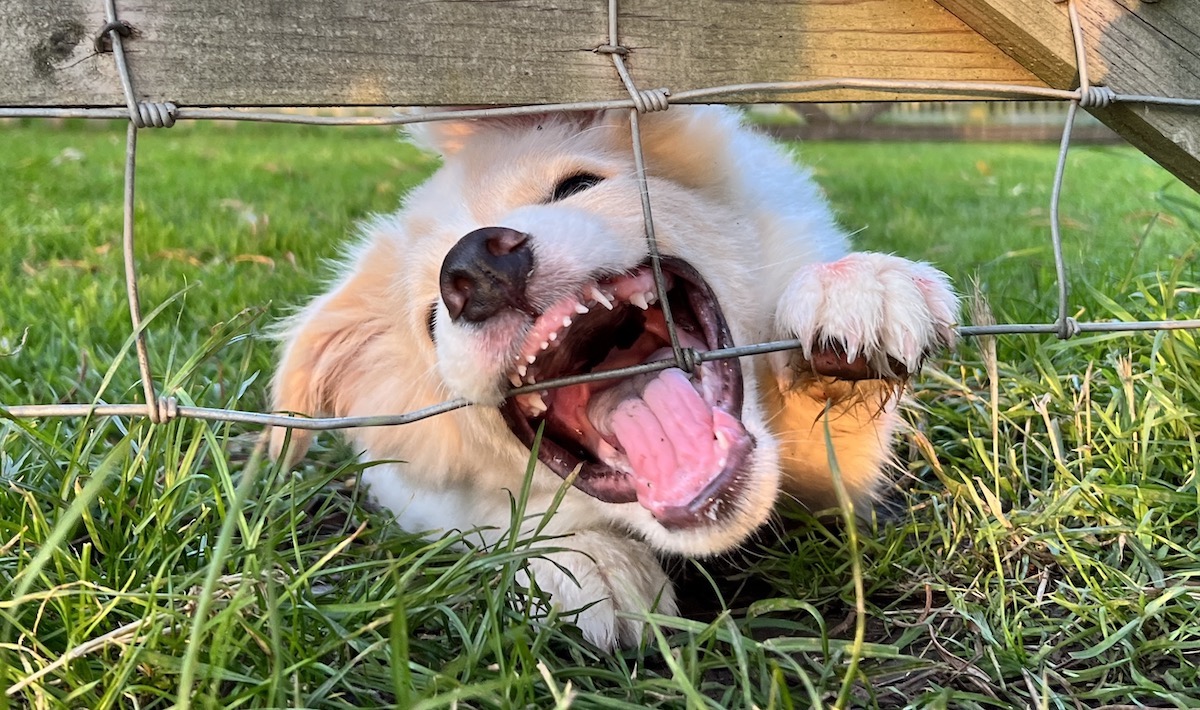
top-left (1, 0), bottom-right (1198, 189)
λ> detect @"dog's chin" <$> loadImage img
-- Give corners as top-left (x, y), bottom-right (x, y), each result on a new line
top-left (497, 257), bottom-right (759, 531)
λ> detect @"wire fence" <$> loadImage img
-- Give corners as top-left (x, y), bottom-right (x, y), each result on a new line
top-left (3, 0), bottom-right (1200, 434)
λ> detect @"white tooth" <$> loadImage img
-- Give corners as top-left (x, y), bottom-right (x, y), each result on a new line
top-left (526, 354), bottom-right (537, 364)
top-left (562, 316), bottom-right (573, 328)
top-left (509, 373), bottom-right (522, 387)
top-left (574, 303), bottom-right (590, 315)
top-left (630, 292), bottom-right (649, 310)
top-left (548, 332), bottom-right (557, 342)
top-left (645, 290), bottom-right (658, 305)
top-left (517, 364), bottom-right (527, 377)
top-left (528, 393), bottom-right (547, 415)
top-left (540, 340), bottom-right (550, 350)
top-left (591, 286), bottom-right (614, 310)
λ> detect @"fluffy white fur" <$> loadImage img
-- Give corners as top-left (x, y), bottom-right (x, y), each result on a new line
top-left (269, 106), bottom-right (958, 649)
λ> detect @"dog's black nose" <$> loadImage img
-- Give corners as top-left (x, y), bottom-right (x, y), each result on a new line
top-left (439, 227), bottom-right (535, 323)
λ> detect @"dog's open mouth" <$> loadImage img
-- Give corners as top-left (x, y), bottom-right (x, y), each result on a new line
top-left (499, 257), bottom-right (755, 528)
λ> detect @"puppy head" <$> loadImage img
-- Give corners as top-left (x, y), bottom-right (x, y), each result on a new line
top-left (274, 106), bottom-right (783, 555)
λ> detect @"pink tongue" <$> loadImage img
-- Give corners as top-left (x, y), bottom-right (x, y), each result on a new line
top-left (601, 368), bottom-right (747, 515)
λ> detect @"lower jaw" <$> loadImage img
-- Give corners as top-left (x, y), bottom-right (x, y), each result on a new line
top-left (499, 398), bottom-right (640, 504)
top-left (499, 374), bottom-right (756, 524)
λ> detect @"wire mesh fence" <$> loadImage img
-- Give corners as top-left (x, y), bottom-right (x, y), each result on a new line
top-left (2, 0), bottom-right (1200, 435)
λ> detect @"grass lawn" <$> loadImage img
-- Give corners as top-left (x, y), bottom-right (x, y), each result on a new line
top-left (2, 119), bottom-right (1199, 708)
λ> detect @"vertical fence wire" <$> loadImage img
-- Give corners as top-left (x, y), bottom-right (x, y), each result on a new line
top-left (1049, 0), bottom-right (1085, 340)
top-left (602, 0), bottom-right (691, 372)
top-left (102, 0), bottom-right (178, 422)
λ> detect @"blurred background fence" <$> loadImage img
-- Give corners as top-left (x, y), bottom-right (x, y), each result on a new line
top-left (758, 102), bottom-right (1117, 143)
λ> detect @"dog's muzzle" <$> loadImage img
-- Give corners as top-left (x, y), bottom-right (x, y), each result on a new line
top-left (438, 227), bottom-right (755, 530)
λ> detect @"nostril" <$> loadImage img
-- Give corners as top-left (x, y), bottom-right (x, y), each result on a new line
top-left (443, 276), bottom-right (471, 321)
top-left (439, 227), bottom-right (535, 324)
top-left (484, 229), bottom-right (528, 257)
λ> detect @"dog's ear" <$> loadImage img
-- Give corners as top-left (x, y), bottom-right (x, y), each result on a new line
top-left (269, 240), bottom-right (397, 467)
top-left (631, 106), bottom-right (748, 191)
top-left (406, 108), bottom-right (617, 157)
top-left (404, 107), bottom-right (485, 156)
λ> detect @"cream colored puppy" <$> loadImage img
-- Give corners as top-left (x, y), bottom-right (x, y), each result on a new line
top-left (270, 106), bottom-right (957, 649)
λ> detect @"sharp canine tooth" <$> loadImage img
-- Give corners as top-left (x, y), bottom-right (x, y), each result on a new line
top-left (630, 292), bottom-right (649, 310)
top-left (562, 316), bottom-right (572, 328)
top-left (509, 373), bottom-right (522, 387)
top-left (528, 393), bottom-right (547, 415)
top-left (575, 303), bottom-right (590, 315)
top-left (517, 364), bottom-right (527, 377)
top-left (591, 286), bottom-right (614, 310)
top-left (526, 354), bottom-right (537, 364)
top-left (645, 290), bottom-right (658, 304)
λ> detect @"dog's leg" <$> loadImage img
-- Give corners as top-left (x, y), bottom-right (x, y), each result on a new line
top-left (363, 468), bottom-right (675, 650)
top-left (520, 530), bottom-right (676, 649)
top-left (758, 369), bottom-right (902, 510)
top-left (766, 252), bottom-right (958, 510)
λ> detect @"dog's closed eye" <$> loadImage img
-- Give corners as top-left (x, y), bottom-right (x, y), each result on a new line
top-left (551, 172), bottom-right (604, 202)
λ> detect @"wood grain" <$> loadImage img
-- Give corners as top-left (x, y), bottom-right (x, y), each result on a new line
top-left (934, 0), bottom-right (1200, 191)
top-left (1, 0), bottom-right (1043, 107)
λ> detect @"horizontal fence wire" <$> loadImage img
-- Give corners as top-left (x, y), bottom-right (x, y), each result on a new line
top-left (5, 81), bottom-right (1200, 124)
top-left (2, 0), bottom-right (1200, 433)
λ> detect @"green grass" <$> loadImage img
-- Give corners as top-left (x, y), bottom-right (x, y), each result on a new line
top-left (2, 119), bottom-right (1200, 708)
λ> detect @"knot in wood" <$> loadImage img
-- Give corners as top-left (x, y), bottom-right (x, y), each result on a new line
top-left (93, 20), bottom-right (133, 54)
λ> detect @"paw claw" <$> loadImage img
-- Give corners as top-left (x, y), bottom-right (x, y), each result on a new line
top-left (773, 253), bottom-right (958, 390)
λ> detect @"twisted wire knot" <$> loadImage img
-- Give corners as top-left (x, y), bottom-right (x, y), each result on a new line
top-left (676, 347), bottom-right (702, 374)
top-left (631, 88), bottom-right (671, 114)
top-left (1078, 85), bottom-right (1115, 108)
top-left (1055, 316), bottom-right (1081, 340)
top-left (152, 395), bottom-right (179, 424)
top-left (132, 102), bottom-right (178, 128)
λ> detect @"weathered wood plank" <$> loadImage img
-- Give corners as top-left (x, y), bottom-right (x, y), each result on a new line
top-left (933, 0), bottom-right (1200, 192)
top-left (1, 0), bottom-right (1044, 107)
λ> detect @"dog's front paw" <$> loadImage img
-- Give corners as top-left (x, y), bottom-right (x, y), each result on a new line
top-left (771, 252), bottom-right (957, 389)
top-left (524, 531), bottom-right (676, 650)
